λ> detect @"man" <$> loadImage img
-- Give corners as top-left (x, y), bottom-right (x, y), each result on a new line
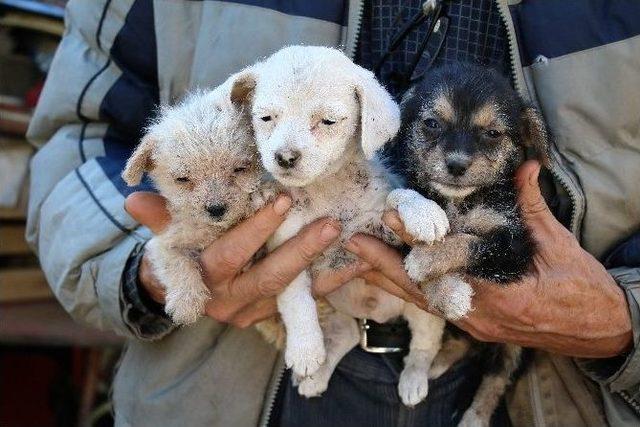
top-left (27, 0), bottom-right (640, 425)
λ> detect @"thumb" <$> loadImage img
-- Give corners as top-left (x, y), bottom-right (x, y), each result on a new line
top-left (124, 192), bottom-right (171, 234)
top-left (514, 160), bottom-right (554, 225)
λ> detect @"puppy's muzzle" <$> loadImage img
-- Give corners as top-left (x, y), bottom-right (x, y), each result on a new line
top-left (206, 204), bottom-right (228, 219)
top-left (446, 158), bottom-right (471, 177)
top-left (275, 149), bottom-right (301, 169)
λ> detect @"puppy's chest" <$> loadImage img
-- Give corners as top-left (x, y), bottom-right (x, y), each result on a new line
top-left (271, 174), bottom-right (391, 248)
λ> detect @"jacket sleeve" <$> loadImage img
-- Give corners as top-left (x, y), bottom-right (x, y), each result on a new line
top-left (26, 0), bottom-right (168, 340)
top-left (577, 267), bottom-right (640, 406)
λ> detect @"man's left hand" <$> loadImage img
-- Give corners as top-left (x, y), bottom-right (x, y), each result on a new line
top-left (344, 160), bottom-right (633, 358)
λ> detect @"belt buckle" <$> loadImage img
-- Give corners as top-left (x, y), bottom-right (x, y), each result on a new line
top-left (358, 319), bottom-right (404, 354)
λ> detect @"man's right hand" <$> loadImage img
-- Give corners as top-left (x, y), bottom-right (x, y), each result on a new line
top-left (125, 192), bottom-right (370, 328)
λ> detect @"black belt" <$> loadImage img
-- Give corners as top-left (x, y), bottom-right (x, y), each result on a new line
top-left (358, 318), bottom-right (411, 353)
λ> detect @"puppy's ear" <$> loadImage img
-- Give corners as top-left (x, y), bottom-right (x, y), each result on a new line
top-left (353, 67), bottom-right (401, 159)
top-left (229, 68), bottom-right (258, 106)
top-left (520, 106), bottom-right (550, 167)
top-left (122, 135), bottom-right (155, 186)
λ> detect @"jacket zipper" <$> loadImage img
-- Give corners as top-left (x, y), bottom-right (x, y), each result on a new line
top-left (495, 0), bottom-right (584, 235)
top-left (260, 358), bottom-right (286, 427)
top-left (496, 0), bottom-right (640, 417)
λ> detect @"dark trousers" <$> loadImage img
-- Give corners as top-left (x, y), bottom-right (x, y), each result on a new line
top-left (272, 347), bottom-right (511, 427)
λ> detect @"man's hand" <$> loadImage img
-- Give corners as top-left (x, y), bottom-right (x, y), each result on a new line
top-left (345, 161), bottom-right (633, 358)
top-left (125, 193), bottom-right (369, 328)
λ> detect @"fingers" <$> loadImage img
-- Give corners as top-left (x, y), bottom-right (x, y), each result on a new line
top-left (344, 234), bottom-right (414, 292)
top-left (313, 261), bottom-right (372, 297)
top-left (138, 252), bottom-right (166, 303)
top-left (514, 160), bottom-right (555, 224)
top-left (201, 196), bottom-right (292, 280)
top-left (229, 218), bottom-right (341, 302)
top-left (125, 192), bottom-right (171, 234)
top-left (227, 298), bottom-right (279, 329)
top-left (383, 210), bottom-right (417, 245)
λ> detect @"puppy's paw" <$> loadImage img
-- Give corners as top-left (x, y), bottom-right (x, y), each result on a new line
top-left (386, 189), bottom-right (449, 244)
top-left (164, 284), bottom-right (210, 325)
top-left (404, 246), bottom-right (434, 283)
top-left (398, 363), bottom-right (430, 407)
top-left (285, 335), bottom-right (326, 378)
top-left (296, 365), bottom-right (332, 398)
top-left (435, 276), bottom-right (474, 320)
top-left (458, 408), bottom-right (488, 427)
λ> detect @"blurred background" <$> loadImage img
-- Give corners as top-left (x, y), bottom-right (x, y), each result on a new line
top-left (1, 1), bottom-right (121, 426)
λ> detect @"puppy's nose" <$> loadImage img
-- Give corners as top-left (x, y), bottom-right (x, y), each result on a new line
top-left (446, 159), bottom-right (470, 177)
top-left (275, 149), bottom-right (301, 169)
top-left (206, 204), bottom-right (227, 219)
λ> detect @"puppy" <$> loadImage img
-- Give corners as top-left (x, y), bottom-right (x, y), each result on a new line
top-left (390, 63), bottom-right (548, 426)
top-left (228, 46), bottom-right (449, 405)
top-left (122, 86), bottom-right (264, 324)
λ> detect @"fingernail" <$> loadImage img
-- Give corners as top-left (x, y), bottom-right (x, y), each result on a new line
top-left (356, 261), bottom-right (372, 271)
top-left (344, 238), bottom-right (359, 254)
top-left (529, 163), bottom-right (541, 187)
top-left (320, 221), bottom-right (341, 242)
top-left (274, 195), bottom-right (292, 215)
top-left (383, 210), bottom-right (401, 230)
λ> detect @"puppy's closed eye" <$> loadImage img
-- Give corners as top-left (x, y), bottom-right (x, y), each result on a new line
top-left (260, 115), bottom-right (272, 122)
top-left (175, 176), bottom-right (190, 183)
top-left (321, 118), bottom-right (336, 125)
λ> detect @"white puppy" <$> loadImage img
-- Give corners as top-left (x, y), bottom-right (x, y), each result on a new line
top-left (228, 46), bottom-right (450, 405)
top-left (122, 86), bottom-right (264, 324)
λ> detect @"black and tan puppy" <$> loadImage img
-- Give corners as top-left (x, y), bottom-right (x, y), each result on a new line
top-left (390, 63), bottom-right (549, 426)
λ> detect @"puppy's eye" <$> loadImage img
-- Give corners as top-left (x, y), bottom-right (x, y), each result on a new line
top-left (175, 177), bottom-right (190, 183)
top-left (233, 166), bottom-right (248, 173)
top-left (424, 118), bottom-right (440, 129)
top-left (485, 129), bottom-right (502, 139)
top-left (321, 119), bottom-right (336, 125)
top-left (260, 116), bottom-right (272, 122)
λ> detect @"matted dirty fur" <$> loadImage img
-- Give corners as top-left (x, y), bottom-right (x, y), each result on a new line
top-left (122, 84), bottom-right (267, 325)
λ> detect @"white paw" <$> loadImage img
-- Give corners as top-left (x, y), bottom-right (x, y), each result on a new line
top-left (458, 408), bottom-right (488, 427)
top-left (435, 276), bottom-right (474, 320)
top-left (296, 366), bottom-right (331, 398)
top-left (398, 364), bottom-right (430, 407)
top-left (164, 285), bottom-right (210, 324)
top-left (386, 189), bottom-right (449, 244)
top-left (285, 336), bottom-right (326, 378)
top-left (404, 246), bottom-right (432, 283)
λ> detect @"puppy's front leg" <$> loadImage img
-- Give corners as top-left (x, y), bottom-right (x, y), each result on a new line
top-left (146, 238), bottom-right (210, 324)
top-left (296, 311), bottom-right (359, 398)
top-left (404, 232), bottom-right (479, 283)
top-left (398, 303), bottom-right (445, 406)
top-left (278, 270), bottom-right (326, 377)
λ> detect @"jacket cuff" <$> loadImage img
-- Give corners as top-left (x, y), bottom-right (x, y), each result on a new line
top-left (120, 243), bottom-right (175, 341)
top-left (577, 267), bottom-right (640, 401)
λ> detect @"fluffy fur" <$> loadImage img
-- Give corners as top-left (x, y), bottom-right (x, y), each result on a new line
top-left (122, 85), bottom-right (265, 324)
top-left (390, 63), bottom-right (548, 426)
top-left (228, 46), bottom-right (448, 405)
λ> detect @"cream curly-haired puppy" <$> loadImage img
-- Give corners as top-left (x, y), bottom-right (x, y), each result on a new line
top-left (122, 84), bottom-right (264, 324)
top-left (229, 46), bottom-right (450, 405)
